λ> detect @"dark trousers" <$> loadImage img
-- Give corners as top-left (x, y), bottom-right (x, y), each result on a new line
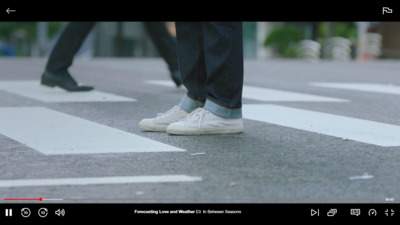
top-left (144, 22), bottom-right (179, 73)
top-left (46, 22), bottom-right (178, 74)
top-left (46, 22), bottom-right (95, 74)
top-left (175, 22), bottom-right (244, 109)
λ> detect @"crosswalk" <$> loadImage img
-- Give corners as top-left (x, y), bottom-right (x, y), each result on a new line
top-left (0, 80), bottom-right (190, 191)
top-left (0, 79), bottom-right (399, 191)
top-left (1, 79), bottom-right (398, 151)
top-left (146, 79), bottom-right (400, 147)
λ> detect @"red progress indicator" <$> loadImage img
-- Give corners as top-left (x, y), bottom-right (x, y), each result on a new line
top-left (4, 198), bottom-right (43, 201)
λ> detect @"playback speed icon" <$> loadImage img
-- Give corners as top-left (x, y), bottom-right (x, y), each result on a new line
top-left (368, 209), bottom-right (377, 216)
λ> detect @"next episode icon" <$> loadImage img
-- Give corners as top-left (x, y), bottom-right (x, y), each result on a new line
top-left (311, 209), bottom-right (319, 216)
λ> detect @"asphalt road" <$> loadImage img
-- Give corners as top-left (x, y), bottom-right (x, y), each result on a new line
top-left (0, 57), bottom-right (399, 204)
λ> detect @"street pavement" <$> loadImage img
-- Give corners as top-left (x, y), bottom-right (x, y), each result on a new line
top-left (0, 57), bottom-right (399, 203)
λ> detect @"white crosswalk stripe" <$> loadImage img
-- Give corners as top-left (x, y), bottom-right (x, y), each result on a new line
top-left (146, 80), bottom-right (348, 102)
top-left (310, 82), bottom-right (400, 95)
top-left (0, 107), bottom-right (185, 155)
top-left (242, 85), bottom-right (347, 102)
top-left (0, 175), bottom-right (202, 188)
top-left (0, 80), bottom-right (136, 102)
top-left (243, 104), bottom-right (400, 147)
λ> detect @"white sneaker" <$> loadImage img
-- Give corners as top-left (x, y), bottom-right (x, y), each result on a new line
top-left (139, 106), bottom-right (189, 132)
top-left (166, 108), bottom-right (244, 135)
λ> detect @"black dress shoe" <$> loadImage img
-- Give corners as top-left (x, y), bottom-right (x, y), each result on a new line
top-left (41, 71), bottom-right (94, 92)
top-left (170, 70), bottom-right (182, 87)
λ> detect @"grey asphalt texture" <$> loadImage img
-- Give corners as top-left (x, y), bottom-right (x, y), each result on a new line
top-left (0, 58), bottom-right (399, 203)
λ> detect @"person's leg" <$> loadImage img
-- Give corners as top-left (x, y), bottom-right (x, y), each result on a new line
top-left (175, 22), bottom-right (207, 112)
top-left (143, 22), bottom-right (181, 86)
top-left (46, 22), bottom-right (96, 74)
top-left (138, 22), bottom-right (205, 132)
top-left (166, 22), bottom-right (244, 135)
top-left (139, 22), bottom-right (244, 135)
top-left (201, 22), bottom-right (244, 119)
top-left (41, 22), bottom-right (95, 92)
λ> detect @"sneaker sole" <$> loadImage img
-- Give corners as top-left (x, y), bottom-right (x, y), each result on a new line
top-left (139, 122), bottom-right (169, 132)
top-left (166, 126), bottom-right (244, 135)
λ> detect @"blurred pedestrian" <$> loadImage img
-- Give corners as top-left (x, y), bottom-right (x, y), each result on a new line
top-left (41, 22), bottom-right (95, 91)
top-left (139, 22), bottom-right (244, 135)
top-left (41, 22), bottom-right (181, 92)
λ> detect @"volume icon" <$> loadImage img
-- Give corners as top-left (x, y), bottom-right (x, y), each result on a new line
top-left (55, 209), bottom-right (65, 217)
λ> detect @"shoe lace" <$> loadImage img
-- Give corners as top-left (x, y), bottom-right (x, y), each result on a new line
top-left (154, 106), bottom-right (182, 122)
top-left (156, 106), bottom-right (179, 118)
top-left (184, 108), bottom-right (207, 135)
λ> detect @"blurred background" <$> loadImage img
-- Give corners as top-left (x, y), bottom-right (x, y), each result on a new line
top-left (0, 22), bottom-right (399, 61)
